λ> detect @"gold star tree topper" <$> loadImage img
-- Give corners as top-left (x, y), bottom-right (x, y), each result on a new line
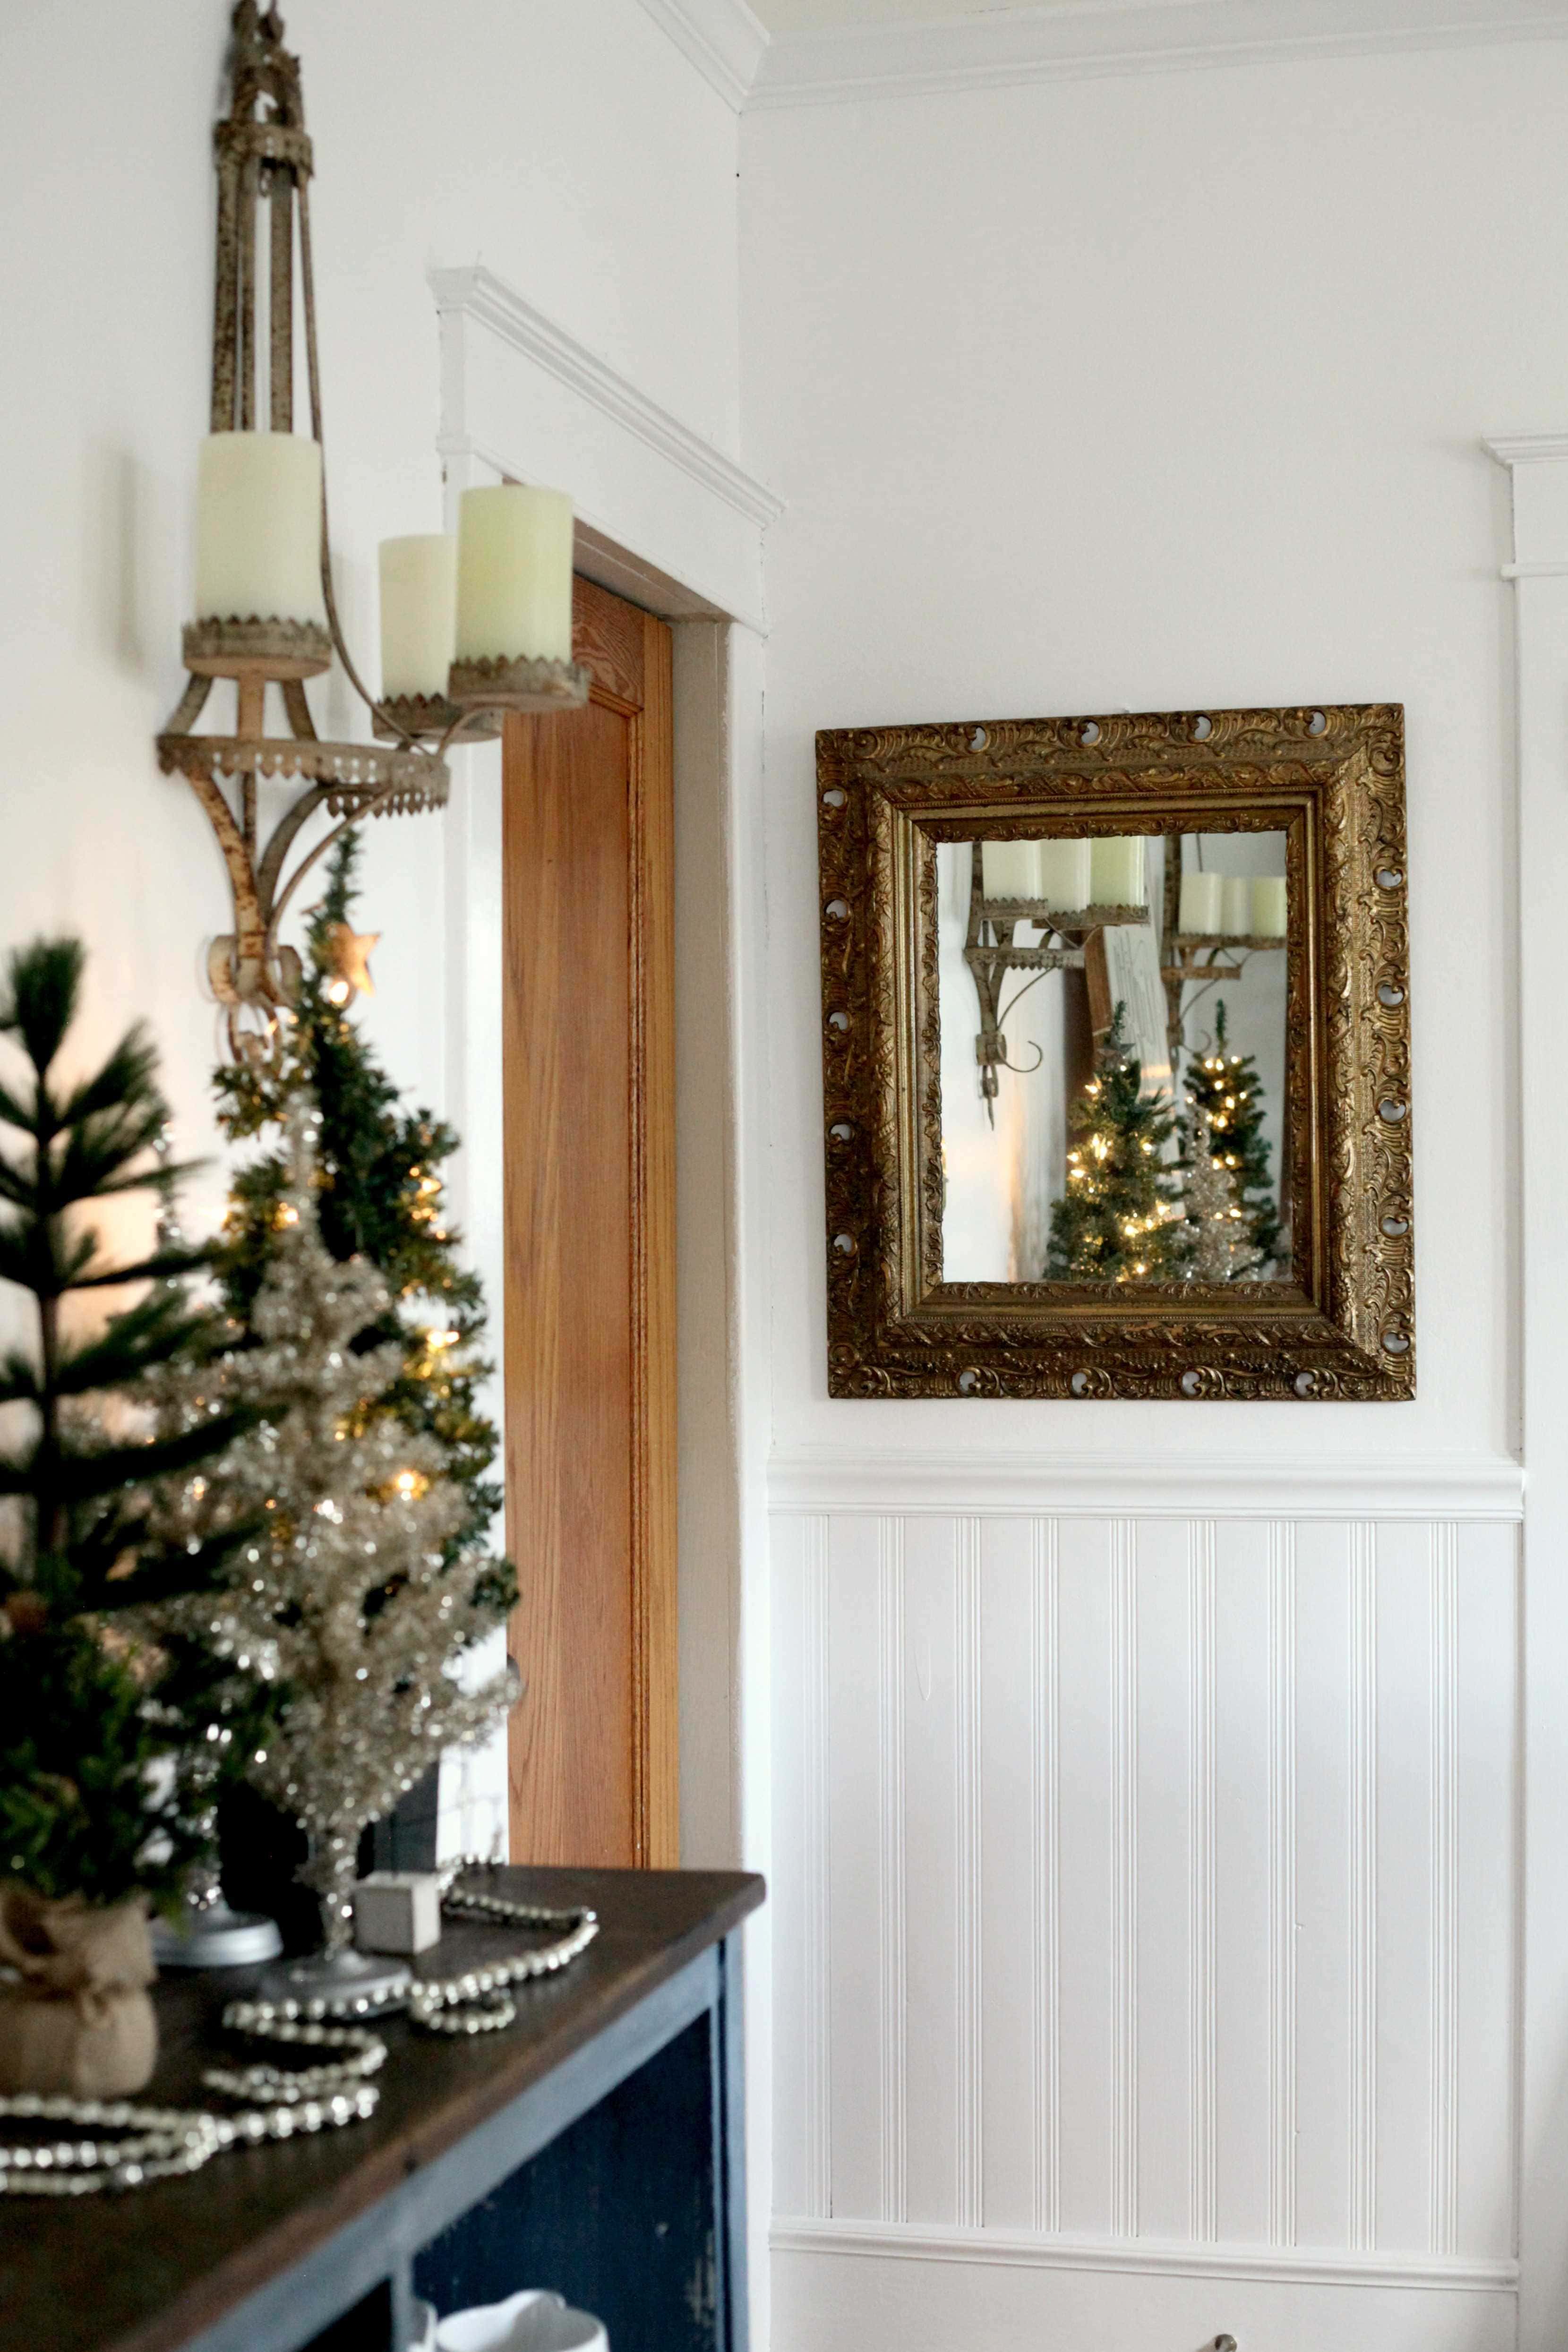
top-left (321, 921), bottom-right (378, 1004)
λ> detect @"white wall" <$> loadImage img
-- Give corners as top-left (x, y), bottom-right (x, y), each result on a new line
top-left (741, 36), bottom-right (1566, 2349)
top-left (0, 0), bottom-right (738, 1223)
top-left (741, 40), bottom-right (1568, 1465)
top-left (0, 0), bottom-right (744, 1855)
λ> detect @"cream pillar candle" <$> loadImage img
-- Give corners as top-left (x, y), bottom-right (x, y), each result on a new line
top-left (980, 839), bottom-right (1041, 900)
top-left (1179, 870), bottom-right (1224, 935)
top-left (1089, 836), bottom-right (1146, 907)
top-left (1252, 876), bottom-right (1288, 938)
top-left (1221, 875), bottom-right (1252, 938)
top-left (1036, 838), bottom-right (1091, 911)
top-left (194, 432), bottom-right (326, 624)
top-left (455, 486), bottom-right (574, 667)
top-left (379, 536), bottom-right (457, 699)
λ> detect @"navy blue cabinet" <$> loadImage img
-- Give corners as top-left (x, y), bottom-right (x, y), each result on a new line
top-left (0, 1868), bottom-right (763, 2352)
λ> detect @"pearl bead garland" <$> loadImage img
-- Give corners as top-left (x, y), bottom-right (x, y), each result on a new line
top-left (0, 1863), bottom-right (596, 2197)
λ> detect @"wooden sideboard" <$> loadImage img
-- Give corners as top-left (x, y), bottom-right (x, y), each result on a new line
top-left (0, 1866), bottom-right (764, 2352)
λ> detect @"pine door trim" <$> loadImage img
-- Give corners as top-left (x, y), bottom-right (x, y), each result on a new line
top-left (502, 575), bottom-right (677, 1871)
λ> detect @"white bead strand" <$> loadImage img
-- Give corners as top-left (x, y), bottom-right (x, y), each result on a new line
top-left (0, 1864), bottom-right (596, 2195)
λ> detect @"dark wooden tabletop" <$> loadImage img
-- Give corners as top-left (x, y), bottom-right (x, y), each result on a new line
top-left (0, 1865), bottom-right (764, 2352)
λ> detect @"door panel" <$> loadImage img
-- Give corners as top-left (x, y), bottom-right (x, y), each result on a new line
top-left (502, 576), bottom-right (676, 1868)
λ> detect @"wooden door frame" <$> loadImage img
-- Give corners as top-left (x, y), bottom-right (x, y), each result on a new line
top-left (502, 577), bottom-right (677, 1869)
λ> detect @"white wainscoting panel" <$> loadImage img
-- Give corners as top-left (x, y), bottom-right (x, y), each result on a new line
top-left (770, 1506), bottom-right (1519, 2340)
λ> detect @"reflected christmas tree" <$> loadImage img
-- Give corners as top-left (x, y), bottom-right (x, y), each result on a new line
top-left (1178, 1105), bottom-right (1264, 1283)
top-left (1045, 1005), bottom-right (1182, 1282)
top-left (1178, 1001), bottom-right (1283, 1271)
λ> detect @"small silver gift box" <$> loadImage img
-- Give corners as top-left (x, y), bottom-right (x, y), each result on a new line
top-left (354, 1870), bottom-right (443, 1956)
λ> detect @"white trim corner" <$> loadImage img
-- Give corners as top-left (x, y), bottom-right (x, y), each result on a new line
top-left (635, 0), bottom-right (770, 110)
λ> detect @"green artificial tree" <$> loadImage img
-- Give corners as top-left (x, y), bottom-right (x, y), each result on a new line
top-left (1045, 1004), bottom-right (1183, 1283)
top-left (214, 834), bottom-right (510, 1626)
top-left (1178, 1000), bottom-right (1283, 1272)
top-left (0, 939), bottom-right (257, 1907)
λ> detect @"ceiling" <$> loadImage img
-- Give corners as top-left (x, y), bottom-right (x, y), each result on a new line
top-left (752, 0), bottom-right (1058, 30)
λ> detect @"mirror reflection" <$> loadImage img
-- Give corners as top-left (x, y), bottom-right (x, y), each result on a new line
top-left (937, 830), bottom-right (1290, 1284)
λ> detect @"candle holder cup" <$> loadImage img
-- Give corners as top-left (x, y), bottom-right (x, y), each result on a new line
top-left (182, 616), bottom-right (332, 683)
top-left (448, 654), bottom-right (592, 717)
top-left (373, 693), bottom-right (500, 745)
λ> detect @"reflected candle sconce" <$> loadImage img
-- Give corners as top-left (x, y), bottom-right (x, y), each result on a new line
top-left (968, 834), bottom-right (1148, 1119)
top-left (816, 703), bottom-right (1414, 1400)
top-left (157, 3), bottom-right (589, 1059)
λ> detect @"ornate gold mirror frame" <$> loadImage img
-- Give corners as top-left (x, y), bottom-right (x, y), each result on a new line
top-left (816, 704), bottom-right (1413, 1399)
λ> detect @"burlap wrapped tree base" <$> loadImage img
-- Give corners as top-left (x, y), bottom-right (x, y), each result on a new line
top-left (0, 1884), bottom-right (157, 2097)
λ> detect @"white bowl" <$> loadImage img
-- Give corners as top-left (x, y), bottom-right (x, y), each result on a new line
top-left (434, 2289), bottom-right (607, 2352)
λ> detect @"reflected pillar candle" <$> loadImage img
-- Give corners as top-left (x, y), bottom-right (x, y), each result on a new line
top-left (980, 840), bottom-right (1041, 900)
top-left (1089, 836), bottom-right (1146, 907)
top-left (1036, 838), bottom-right (1091, 911)
top-left (1178, 870), bottom-right (1224, 935)
top-left (1221, 876), bottom-right (1252, 938)
top-left (1252, 876), bottom-right (1288, 937)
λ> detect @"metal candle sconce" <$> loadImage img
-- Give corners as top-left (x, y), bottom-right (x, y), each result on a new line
top-left (157, 3), bottom-right (589, 1058)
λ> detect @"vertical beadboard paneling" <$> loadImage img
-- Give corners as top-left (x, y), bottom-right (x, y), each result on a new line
top-left (956, 1518), bottom-right (983, 2228)
top-left (975, 1516), bottom-right (1043, 2230)
top-left (901, 1515), bottom-right (961, 2225)
top-left (1033, 1519), bottom-right (1061, 2235)
top-left (1268, 1522), bottom-right (1299, 2249)
top-left (804, 1513), bottom-right (834, 2216)
top-left (1056, 1517), bottom-right (1117, 2236)
top-left (1187, 1519), bottom-right (1218, 2245)
top-left (1349, 1523), bottom-right (1379, 2252)
top-left (1375, 1520), bottom-right (1439, 2253)
top-left (1132, 1516), bottom-right (1193, 2241)
top-left (825, 1514), bottom-right (881, 2218)
top-left (1455, 1519), bottom-right (1519, 2260)
top-left (1214, 1520), bottom-right (1274, 2248)
top-left (770, 1511), bottom-right (813, 2218)
top-left (878, 1516), bottom-right (907, 2224)
top-left (1429, 1523), bottom-right (1459, 2258)
top-left (1293, 1520), bottom-right (1354, 2249)
top-left (769, 1498), bottom-right (1520, 2286)
top-left (1109, 1520), bottom-right (1138, 2240)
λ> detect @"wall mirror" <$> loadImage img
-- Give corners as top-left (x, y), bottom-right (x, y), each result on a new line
top-left (816, 705), bottom-right (1413, 1398)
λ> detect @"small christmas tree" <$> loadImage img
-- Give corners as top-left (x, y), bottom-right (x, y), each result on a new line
top-left (1178, 1001), bottom-right (1282, 1271)
top-left (154, 1113), bottom-right (511, 1954)
top-left (1178, 1105), bottom-right (1264, 1283)
top-left (0, 939), bottom-right (256, 1906)
top-left (215, 833), bottom-right (510, 1623)
top-left (1046, 1004), bottom-right (1182, 1282)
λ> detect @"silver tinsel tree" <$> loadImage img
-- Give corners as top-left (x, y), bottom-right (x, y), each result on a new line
top-left (1181, 1104), bottom-right (1265, 1283)
top-left (154, 1112), bottom-right (509, 1955)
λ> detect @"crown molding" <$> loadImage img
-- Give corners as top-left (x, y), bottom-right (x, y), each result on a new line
top-left (429, 266), bottom-right (783, 533)
top-left (747, 0), bottom-right (1568, 111)
top-left (1485, 431), bottom-right (1568, 466)
top-left (636, 0), bottom-right (771, 108)
top-left (767, 1447), bottom-right (1525, 1521)
top-left (772, 2218), bottom-right (1517, 2294)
